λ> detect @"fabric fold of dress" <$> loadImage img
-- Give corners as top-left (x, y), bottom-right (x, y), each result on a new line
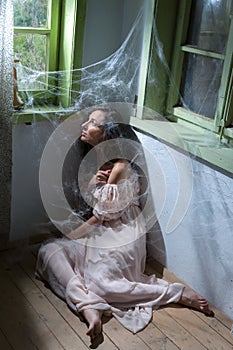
top-left (36, 171), bottom-right (184, 333)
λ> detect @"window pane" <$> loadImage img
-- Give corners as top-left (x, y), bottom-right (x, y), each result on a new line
top-left (14, 33), bottom-right (47, 89)
top-left (14, 0), bottom-right (48, 28)
top-left (181, 53), bottom-right (223, 119)
top-left (187, 0), bottom-right (233, 54)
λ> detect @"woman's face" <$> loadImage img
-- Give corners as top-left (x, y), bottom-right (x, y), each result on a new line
top-left (81, 110), bottom-right (106, 146)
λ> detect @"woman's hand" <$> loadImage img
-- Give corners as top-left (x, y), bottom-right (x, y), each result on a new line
top-left (87, 169), bottom-right (111, 190)
top-left (65, 215), bottom-right (101, 240)
top-left (96, 169), bottom-right (111, 186)
top-left (95, 160), bottom-right (130, 186)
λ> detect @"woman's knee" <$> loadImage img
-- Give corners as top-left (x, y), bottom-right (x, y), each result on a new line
top-left (38, 241), bottom-right (63, 266)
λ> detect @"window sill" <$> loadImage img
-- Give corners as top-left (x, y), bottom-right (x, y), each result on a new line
top-left (130, 116), bottom-right (233, 176)
top-left (13, 106), bottom-right (74, 124)
top-left (173, 106), bottom-right (216, 131)
top-left (13, 109), bottom-right (233, 176)
top-left (223, 127), bottom-right (233, 139)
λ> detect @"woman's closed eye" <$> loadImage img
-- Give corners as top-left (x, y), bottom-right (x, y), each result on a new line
top-left (91, 118), bottom-right (99, 126)
top-left (82, 118), bottom-right (99, 130)
top-left (83, 118), bottom-right (102, 128)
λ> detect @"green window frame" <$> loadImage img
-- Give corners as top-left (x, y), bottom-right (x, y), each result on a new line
top-left (134, 0), bottom-right (233, 175)
top-left (14, 0), bottom-right (61, 100)
top-left (166, 0), bottom-right (233, 142)
top-left (13, 0), bottom-right (86, 108)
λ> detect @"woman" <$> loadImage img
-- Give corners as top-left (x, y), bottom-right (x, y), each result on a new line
top-left (36, 106), bottom-right (212, 342)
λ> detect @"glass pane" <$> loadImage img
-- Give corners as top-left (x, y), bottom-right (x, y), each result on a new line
top-left (14, 33), bottom-right (47, 89)
top-left (181, 53), bottom-right (223, 119)
top-left (14, 0), bottom-right (48, 28)
top-left (187, 0), bottom-right (233, 54)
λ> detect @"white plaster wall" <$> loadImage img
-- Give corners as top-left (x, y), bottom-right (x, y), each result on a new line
top-left (81, 0), bottom-right (145, 104)
top-left (11, 122), bottom-right (56, 241)
top-left (82, 0), bottom-right (144, 66)
top-left (138, 132), bottom-right (233, 321)
top-left (82, 0), bottom-right (124, 66)
top-left (121, 0), bottom-right (144, 38)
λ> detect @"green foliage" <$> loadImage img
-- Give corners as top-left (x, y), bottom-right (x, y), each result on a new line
top-left (14, 0), bottom-right (48, 76)
top-left (14, 0), bottom-right (48, 27)
top-left (14, 33), bottom-right (46, 71)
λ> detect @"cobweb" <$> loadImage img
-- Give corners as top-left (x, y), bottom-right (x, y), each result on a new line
top-left (15, 7), bottom-right (145, 113)
top-left (13, 3), bottom-right (192, 235)
top-left (11, 3), bottom-right (233, 322)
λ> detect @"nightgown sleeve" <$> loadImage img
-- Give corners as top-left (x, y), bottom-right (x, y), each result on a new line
top-left (92, 178), bottom-right (140, 221)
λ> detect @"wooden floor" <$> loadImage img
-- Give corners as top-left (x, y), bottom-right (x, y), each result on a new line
top-left (0, 245), bottom-right (232, 350)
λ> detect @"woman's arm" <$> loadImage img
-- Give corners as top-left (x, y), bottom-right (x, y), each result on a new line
top-left (94, 160), bottom-right (129, 186)
top-left (65, 215), bottom-right (101, 240)
top-left (66, 160), bottom-right (130, 240)
top-left (107, 160), bottom-right (130, 184)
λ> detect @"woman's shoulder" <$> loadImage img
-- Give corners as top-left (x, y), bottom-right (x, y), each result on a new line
top-left (107, 159), bottom-right (132, 184)
top-left (112, 159), bottom-right (130, 169)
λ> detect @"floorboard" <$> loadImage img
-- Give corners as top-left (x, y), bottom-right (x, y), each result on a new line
top-left (0, 246), bottom-right (232, 350)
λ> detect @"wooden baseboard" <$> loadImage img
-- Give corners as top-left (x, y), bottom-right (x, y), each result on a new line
top-left (0, 232), bottom-right (61, 252)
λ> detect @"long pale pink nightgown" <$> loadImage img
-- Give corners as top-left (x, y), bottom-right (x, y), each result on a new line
top-left (36, 169), bottom-right (184, 333)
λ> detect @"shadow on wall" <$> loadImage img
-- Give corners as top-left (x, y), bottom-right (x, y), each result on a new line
top-left (147, 221), bottom-right (166, 267)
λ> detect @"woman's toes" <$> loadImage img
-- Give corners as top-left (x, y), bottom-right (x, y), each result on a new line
top-left (83, 309), bottom-right (103, 339)
top-left (86, 318), bottom-right (102, 340)
top-left (179, 287), bottom-right (213, 316)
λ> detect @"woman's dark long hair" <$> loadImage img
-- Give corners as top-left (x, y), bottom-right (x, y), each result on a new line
top-left (85, 105), bottom-right (140, 143)
top-left (63, 105), bottom-right (148, 219)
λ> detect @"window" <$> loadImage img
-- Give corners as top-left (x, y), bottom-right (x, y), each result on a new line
top-left (167, 0), bottom-right (233, 140)
top-left (14, 0), bottom-right (60, 92)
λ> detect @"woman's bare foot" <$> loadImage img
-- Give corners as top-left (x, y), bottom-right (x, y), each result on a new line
top-left (82, 308), bottom-right (103, 340)
top-left (179, 287), bottom-right (214, 316)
